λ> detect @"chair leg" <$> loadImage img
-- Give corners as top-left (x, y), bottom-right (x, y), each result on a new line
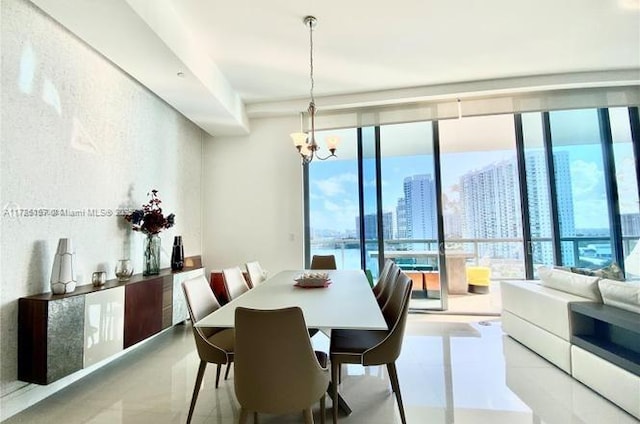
top-left (225, 362), bottom-right (232, 380)
top-left (238, 407), bottom-right (249, 424)
top-left (331, 361), bottom-right (339, 424)
top-left (338, 365), bottom-right (342, 384)
top-left (253, 412), bottom-right (259, 423)
top-left (386, 362), bottom-right (407, 424)
top-left (319, 393), bottom-right (326, 424)
top-left (303, 407), bottom-right (314, 424)
top-left (187, 360), bottom-right (207, 424)
top-left (215, 363), bottom-right (222, 388)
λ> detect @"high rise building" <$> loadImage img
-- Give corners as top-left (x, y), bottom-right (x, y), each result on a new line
top-left (396, 198), bottom-right (407, 239)
top-left (621, 213), bottom-right (640, 236)
top-left (460, 159), bottom-right (521, 259)
top-left (524, 150), bottom-right (575, 265)
top-left (356, 212), bottom-right (393, 241)
top-left (400, 174), bottom-right (437, 240)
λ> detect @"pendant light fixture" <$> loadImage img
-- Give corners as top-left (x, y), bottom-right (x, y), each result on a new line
top-left (290, 16), bottom-right (339, 165)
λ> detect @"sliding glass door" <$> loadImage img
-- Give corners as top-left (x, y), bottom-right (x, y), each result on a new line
top-left (378, 122), bottom-right (446, 309)
top-left (439, 115), bottom-right (524, 314)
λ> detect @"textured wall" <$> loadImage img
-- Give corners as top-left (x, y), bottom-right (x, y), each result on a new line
top-left (0, 0), bottom-right (203, 401)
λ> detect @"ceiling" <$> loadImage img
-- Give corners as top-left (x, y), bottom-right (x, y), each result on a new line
top-left (30, 0), bottom-right (640, 136)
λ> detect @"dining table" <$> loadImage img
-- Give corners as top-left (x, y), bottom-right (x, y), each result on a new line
top-left (195, 269), bottom-right (388, 415)
top-left (196, 269), bottom-right (387, 331)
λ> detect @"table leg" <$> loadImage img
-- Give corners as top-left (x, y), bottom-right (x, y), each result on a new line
top-left (327, 381), bottom-right (352, 415)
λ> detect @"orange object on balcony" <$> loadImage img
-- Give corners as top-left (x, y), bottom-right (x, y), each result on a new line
top-left (423, 271), bottom-right (441, 299)
top-left (405, 271), bottom-right (424, 291)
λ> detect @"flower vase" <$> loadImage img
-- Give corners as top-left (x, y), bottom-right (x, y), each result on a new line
top-left (143, 234), bottom-right (161, 276)
top-left (171, 235), bottom-right (184, 271)
top-left (50, 238), bottom-right (77, 294)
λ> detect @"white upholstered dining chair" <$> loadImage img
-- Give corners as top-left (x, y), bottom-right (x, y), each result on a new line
top-left (181, 276), bottom-right (234, 424)
top-left (222, 266), bottom-right (250, 300)
top-left (245, 261), bottom-right (267, 288)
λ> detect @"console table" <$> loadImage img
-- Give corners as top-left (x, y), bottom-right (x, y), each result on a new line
top-left (18, 256), bottom-right (203, 385)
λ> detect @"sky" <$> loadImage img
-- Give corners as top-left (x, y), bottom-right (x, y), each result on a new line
top-left (308, 109), bottom-right (638, 235)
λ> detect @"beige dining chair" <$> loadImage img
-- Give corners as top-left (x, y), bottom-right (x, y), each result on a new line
top-left (310, 255), bottom-right (337, 270)
top-left (234, 306), bottom-right (330, 424)
top-left (245, 261), bottom-right (267, 288)
top-left (181, 276), bottom-right (235, 424)
top-left (222, 266), bottom-right (250, 300)
top-left (329, 271), bottom-right (412, 424)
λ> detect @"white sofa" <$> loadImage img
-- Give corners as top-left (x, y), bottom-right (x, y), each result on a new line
top-left (501, 269), bottom-right (640, 420)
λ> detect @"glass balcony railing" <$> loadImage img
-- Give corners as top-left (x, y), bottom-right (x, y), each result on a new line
top-left (309, 236), bottom-right (640, 280)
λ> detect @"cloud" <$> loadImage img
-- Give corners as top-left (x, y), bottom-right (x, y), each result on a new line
top-left (313, 173), bottom-right (358, 197)
top-left (570, 160), bottom-right (604, 198)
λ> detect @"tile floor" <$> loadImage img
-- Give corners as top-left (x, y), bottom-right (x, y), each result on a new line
top-left (5, 314), bottom-right (638, 424)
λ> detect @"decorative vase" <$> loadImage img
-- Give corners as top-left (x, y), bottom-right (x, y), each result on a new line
top-left (171, 235), bottom-right (184, 271)
top-left (50, 238), bottom-right (77, 294)
top-left (115, 259), bottom-right (134, 281)
top-left (143, 234), bottom-right (161, 276)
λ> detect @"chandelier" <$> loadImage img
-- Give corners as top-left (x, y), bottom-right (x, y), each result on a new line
top-left (290, 16), bottom-right (339, 165)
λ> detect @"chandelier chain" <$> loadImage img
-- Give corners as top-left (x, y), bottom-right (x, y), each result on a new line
top-left (308, 18), bottom-right (315, 104)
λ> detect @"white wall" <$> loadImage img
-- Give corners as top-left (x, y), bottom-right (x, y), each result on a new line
top-left (202, 115), bottom-right (304, 274)
top-left (0, 0), bottom-right (203, 414)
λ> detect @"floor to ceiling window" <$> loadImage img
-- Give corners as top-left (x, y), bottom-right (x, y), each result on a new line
top-left (610, 107), bottom-right (640, 277)
top-left (548, 109), bottom-right (613, 268)
top-left (306, 128), bottom-right (361, 269)
top-left (521, 113), bottom-right (555, 275)
top-left (305, 106), bottom-right (640, 312)
top-left (360, 127), bottom-right (381, 278)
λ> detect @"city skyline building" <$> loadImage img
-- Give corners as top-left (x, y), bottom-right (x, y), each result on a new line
top-left (356, 212), bottom-right (393, 241)
top-left (397, 174), bottom-right (438, 240)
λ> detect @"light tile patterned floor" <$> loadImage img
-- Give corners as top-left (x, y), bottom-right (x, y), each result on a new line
top-left (5, 314), bottom-right (638, 424)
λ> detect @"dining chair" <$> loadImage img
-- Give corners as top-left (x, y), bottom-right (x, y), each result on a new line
top-left (222, 266), bottom-right (250, 300)
top-left (376, 263), bottom-right (401, 310)
top-left (181, 276), bottom-right (235, 424)
top-left (234, 306), bottom-right (330, 424)
top-left (372, 259), bottom-right (395, 298)
top-left (329, 271), bottom-right (412, 424)
top-left (245, 261), bottom-right (267, 288)
top-left (310, 255), bottom-right (337, 270)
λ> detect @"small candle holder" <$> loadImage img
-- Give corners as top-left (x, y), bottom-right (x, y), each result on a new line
top-left (92, 271), bottom-right (107, 287)
top-left (115, 259), bottom-right (134, 282)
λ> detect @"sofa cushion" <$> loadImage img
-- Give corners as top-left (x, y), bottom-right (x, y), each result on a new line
top-left (538, 267), bottom-right (602, 302)
top-left (501, 280), bottom-right (593, 341)
top-left (598, 279), bottom-right (640, 314)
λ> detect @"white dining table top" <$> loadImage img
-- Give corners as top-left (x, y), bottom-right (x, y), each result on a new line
top-left (195, 269), bottom-right (388, 331)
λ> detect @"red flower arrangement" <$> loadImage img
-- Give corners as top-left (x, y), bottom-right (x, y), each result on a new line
top-left (124, 190), bottom-right (175, 235)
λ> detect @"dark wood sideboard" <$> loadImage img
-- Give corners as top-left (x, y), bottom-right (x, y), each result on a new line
top-left (18, 256), bottom-right (203, 385)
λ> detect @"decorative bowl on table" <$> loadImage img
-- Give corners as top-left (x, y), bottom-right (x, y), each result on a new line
top-left (294, 272), bottom-right (331, 288)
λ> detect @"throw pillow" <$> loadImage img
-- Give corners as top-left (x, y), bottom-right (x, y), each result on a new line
top-left (598, 279), bottom-right (640, 314)
top-left (569, 267), bottom-right (597, 277)
top-left (592, 262), bottom-right (625, 281)
top-left (538, 266), bottom-right (603, 302)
